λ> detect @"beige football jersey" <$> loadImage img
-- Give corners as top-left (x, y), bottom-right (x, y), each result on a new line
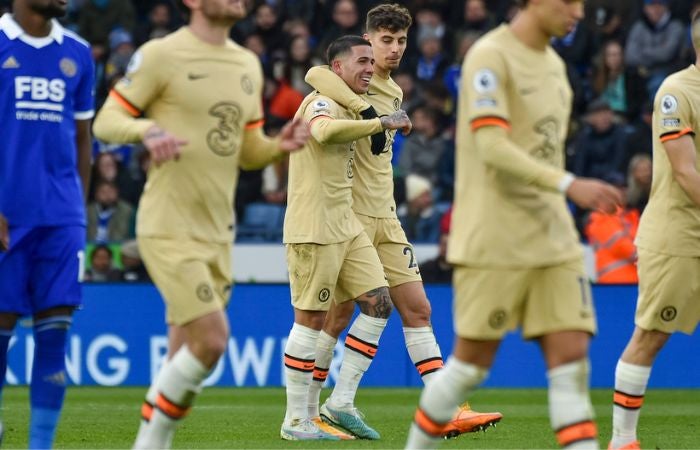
top-left (352, 74), bottom-right (403, 218)
top-left (636, 65), bottom-right (700, 256)
top-left (108, 27), bottom-right (264, 243)
top-left (448, 25), bottom-right (581, 268)
top-left (283, 94), bottom-right (365, 244)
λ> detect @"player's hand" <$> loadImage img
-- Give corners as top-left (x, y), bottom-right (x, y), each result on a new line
top-left (0, 212), bottom-right (8, 252)
top-left (380, 109), bottom-right (412, 136)
top-left (143, 125), bottom-right (188, 166)
top-left (566, 178), bottom-right (623, 214)
top-left (278, 117), bottom-right (310, 153)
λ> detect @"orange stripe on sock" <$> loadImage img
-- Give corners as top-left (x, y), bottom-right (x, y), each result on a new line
top-left (284, 354), bottom-right (315, 372)
top-left (470, 116), bottom-right (510, 131)
top-left (109, 89), bottom-right (141, 117)
top-left (313, 367), bottom-right (329, 381)
top-left (141, 401), bottom-right (154, 422)
top-left (660, 127), bottom-right (693, 142)
top-left (556, 420), bottom-right (597, 447)
top-left (245, 118), bottom-right (265, 129)
top-left (414, 408), bottom-right (446, 437)
top-left (155, 394), bottom-right (190, 420)
top-left (614, 391), bottom-right (644, 409)
top-left (415, 357), bottom-right (443, 376)
top-left (345, 334), bottom-right (377, 359)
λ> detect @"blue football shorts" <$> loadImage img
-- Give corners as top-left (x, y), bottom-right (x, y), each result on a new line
top-left (0, 226), bottom-right (85, 315)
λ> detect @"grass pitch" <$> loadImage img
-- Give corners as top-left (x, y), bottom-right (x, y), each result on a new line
top-left (2, 387), bottom-right (698, 449)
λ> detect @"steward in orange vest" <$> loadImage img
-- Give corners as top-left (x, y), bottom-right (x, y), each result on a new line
top-left (584, 207), bottom-right (640, 284)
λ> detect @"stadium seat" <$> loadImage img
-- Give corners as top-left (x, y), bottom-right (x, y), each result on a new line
top-left (236, 202), bottom-right (285, 242)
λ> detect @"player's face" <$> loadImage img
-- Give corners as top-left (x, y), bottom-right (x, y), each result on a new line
top-left (336, 45), bottom-right (375, 94)
top-left (366, 28), bottom-right (408, 73)
top-left (199, 0), bottom-right (246, 24)
top-left (26, 0), bottom-right (67, 19)
top-left (535, 0), bottom-right (584, 38)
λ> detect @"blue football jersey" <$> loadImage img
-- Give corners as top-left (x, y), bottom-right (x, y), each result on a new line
top-left (0, 13), bottom-right (95, 226)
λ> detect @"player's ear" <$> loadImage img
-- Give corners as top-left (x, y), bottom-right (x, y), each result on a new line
top-left (331, 59), bottom-right (343, 76)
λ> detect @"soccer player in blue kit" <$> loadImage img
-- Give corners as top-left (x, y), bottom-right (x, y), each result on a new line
top-left (0, 0), bottom-right (94, 447)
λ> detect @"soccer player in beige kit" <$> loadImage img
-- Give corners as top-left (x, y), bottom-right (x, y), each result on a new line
top-left (93, 0), bottom-right (310, 447)
top-left (608, 11), bottom-right (700, 450)
top-left (280, 35), bottom-right (412, 440)
top-left (405, 0), bottom-right (622, 448)
top-left (304, 3), bottom-right (503, 440)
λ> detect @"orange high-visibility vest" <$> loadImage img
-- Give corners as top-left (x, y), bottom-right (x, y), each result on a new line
top-left (585, 208), bottom-right (640, 284)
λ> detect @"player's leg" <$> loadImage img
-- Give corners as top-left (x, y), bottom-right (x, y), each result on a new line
top-left (406, 264), bottom-right (510, 449)
top-left (406, 337), bottom-right (499, 449)
top-left (27, 226), bottom-right (84, 449)
top-left (372, 218), bottom-right (442, 383)
top-left (539, 331), bottom-right (598, 449)
top-left (280, 243), bottom-right (342, 441)
top-left (527, 260), bottom-right (599, 449)
top-left (321, 232), bottom-right (391, 439)
top-left (134, 324), bottom-right (183, 446)
top-left (142, 310), bottom-right (228, 449)
top-left (379, 215), bottom-right (503, 435)
top-left (608, 327), bottom-right (667, 450)
top-left (133, 238), bottom-right (231, 449)
top-left (307, 300), bottom-right (352, 419)
top-left (0, 314), bottom-right (18, 445)
top-left (609, 250), bottom-right (699, 450)
top-left (0, 226), bottom-right (32, 445)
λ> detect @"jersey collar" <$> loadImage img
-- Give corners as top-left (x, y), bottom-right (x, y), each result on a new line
top-left (0, 13), bottom-right (64, 48)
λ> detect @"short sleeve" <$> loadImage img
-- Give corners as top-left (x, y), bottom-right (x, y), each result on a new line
top-left (302, 95), bottom-right (340, 123)
top-left (460, 43), bottom-right (510, 130)
top-left (655, 81), bottom-right (695, 143)
top-left (73, 45), bottom-right (95, 120)
top-left (110, 41), bottom-right (167, 116)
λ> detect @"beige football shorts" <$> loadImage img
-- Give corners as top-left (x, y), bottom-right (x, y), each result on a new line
top-left (138, 236), bottom-right (232, 326)
top-left (452, 258), bottom-right (596, 340)
top-left (286, 231), bottom-right (387, 311)
top-left (635, 248), bottom-right (700, 334)
top-left (358, 214), bottom-right (423, 288)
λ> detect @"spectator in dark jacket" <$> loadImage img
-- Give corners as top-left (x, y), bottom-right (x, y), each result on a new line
top-left (625, 0), bottom-right (686, 97)
top-left (571, 99), bottom-right (628, 182)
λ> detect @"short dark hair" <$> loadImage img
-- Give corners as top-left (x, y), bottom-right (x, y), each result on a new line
top-left (366, 3), bottom-right (412, 33)
top-left (326, 35), bottom-right (372, 65)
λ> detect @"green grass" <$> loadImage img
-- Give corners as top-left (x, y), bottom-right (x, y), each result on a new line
top-left (2, 387), bottom-right (699, 449)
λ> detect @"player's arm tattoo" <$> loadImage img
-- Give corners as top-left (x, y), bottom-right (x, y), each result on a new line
top-left (355, 287), bottom-right (393, 319)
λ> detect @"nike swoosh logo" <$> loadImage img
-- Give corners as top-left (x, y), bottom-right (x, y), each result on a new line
top-left (188, 73), bottom-right (209, 80)
top-left (519, 87), bottom-right (537, 95)
top-left (367, 91), bottom-right (378, 96)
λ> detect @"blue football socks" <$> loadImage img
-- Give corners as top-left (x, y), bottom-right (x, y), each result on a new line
top-left (29, 315), bottom-right (72, 449)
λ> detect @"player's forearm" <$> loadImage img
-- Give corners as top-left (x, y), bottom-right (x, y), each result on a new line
top-left (239, 126), bottom-right (283, 170)
top-left (75, 120), bottom-right (92, 202)
top-left (672, 169), bottom-right (700, 207)
top-left (305, 66), bottom-right (370, 113)
top-left (310, 117), bottom-right (382, 145)
top-left (93, 96), bottom-right (155, 144)
top-left (474, 125), bottom-right (569, 191)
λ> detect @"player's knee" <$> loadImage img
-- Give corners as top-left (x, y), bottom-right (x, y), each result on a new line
top-left (192, 334), bottom-right (228, 366)
top-left (371, 286), bottom-right (393, 319)
top-left (324, 313), bottom-right (351, 337)
top-left (630, 328), bottom-right (668, 359)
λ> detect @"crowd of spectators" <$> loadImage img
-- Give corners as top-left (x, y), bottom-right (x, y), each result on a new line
top-left (2, 0), bottom-right (696, 281)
